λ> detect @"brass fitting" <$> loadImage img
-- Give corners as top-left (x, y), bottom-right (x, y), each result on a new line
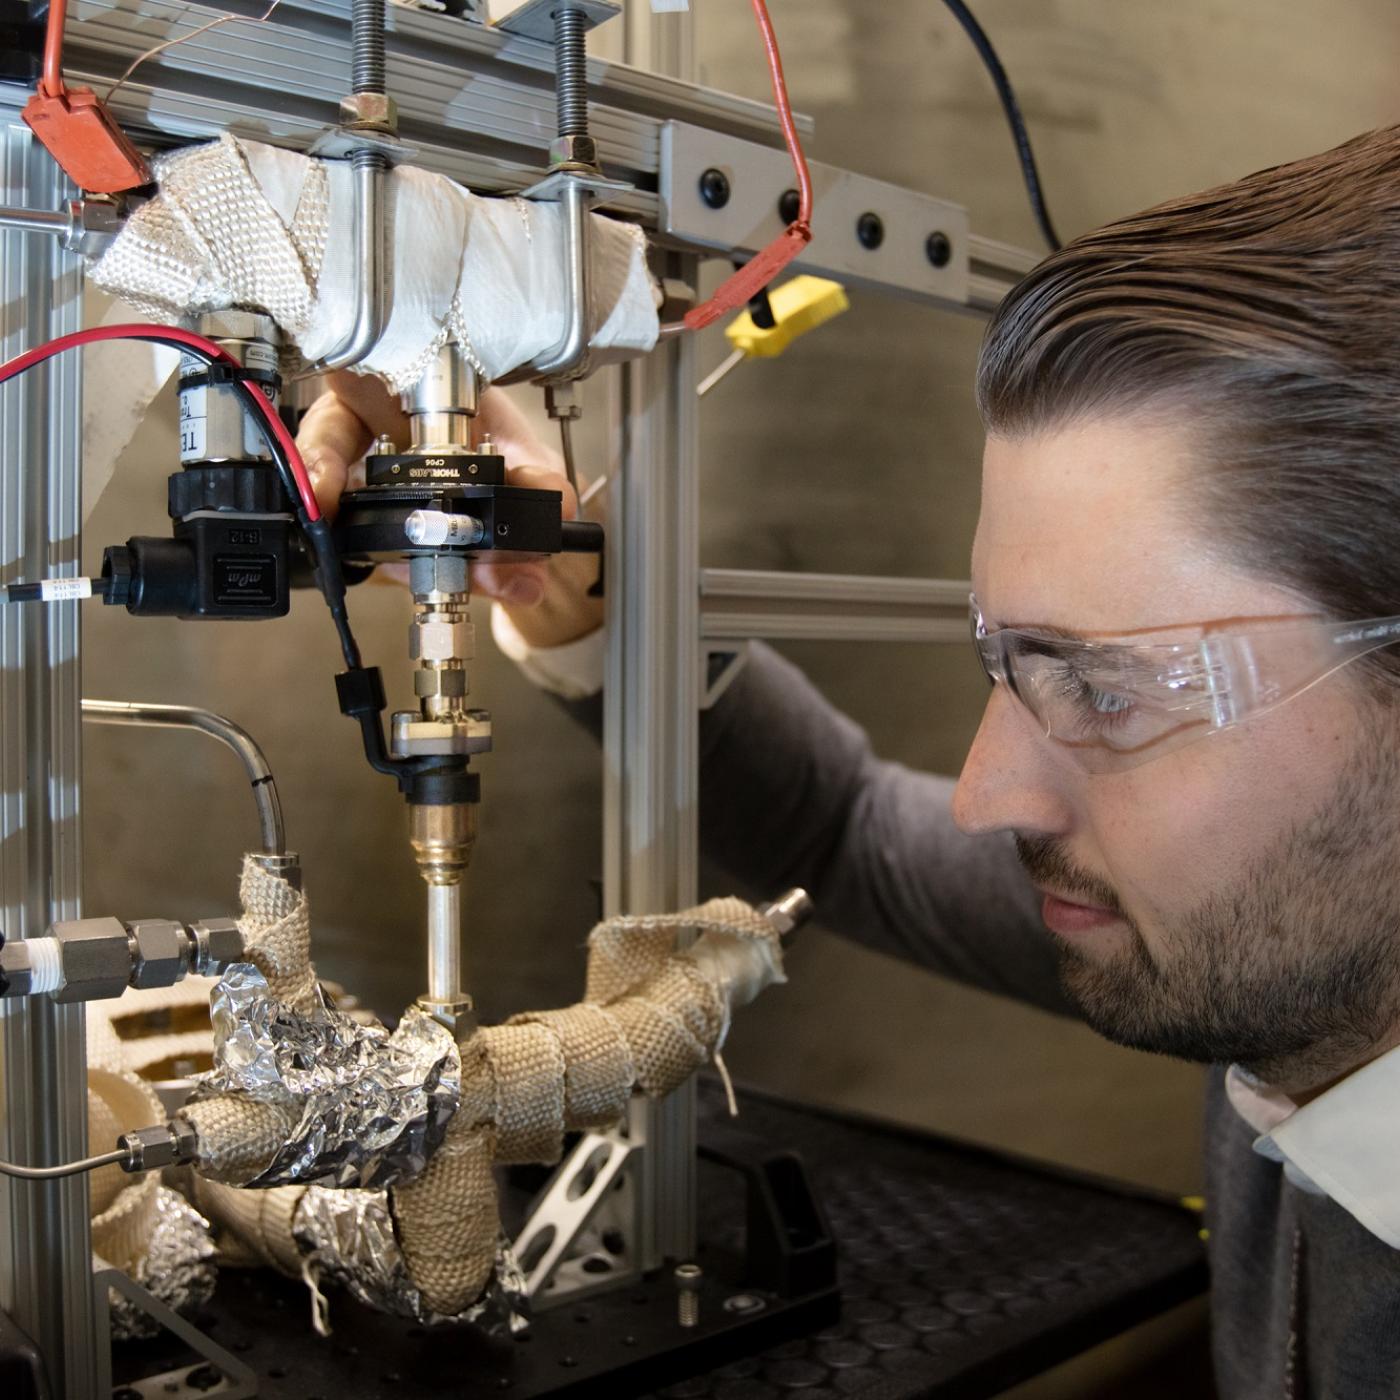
top-left (409, 802), bottom-right (479, 887)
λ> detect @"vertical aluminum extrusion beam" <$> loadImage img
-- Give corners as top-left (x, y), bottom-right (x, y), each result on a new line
top-left (602, 0), bottom-right (700, 1276)
top-left (605, 314), bottom-right (702, 1270)
top-left (0, 108), bottom-right (96, 1397)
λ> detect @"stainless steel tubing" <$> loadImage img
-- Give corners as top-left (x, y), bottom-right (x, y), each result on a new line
top-left (426, 881), bottom-right (462, 1004)
top-left (81, 700), bottom-right (286, 856)
top-left (317, 148), bottom-right (389, 370)
top-left (532, 177), bottom-right (592, 378)
top-left (0, 205), bottom-right (68, 237)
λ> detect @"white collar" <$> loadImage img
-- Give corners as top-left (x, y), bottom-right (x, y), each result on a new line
top-left (1224, 1045), bottom-right (1400, 1249)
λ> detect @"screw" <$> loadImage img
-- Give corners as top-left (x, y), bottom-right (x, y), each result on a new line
top-left (371, 433), bottom-right (396, 455)
top-left (926, 230), bottom-right (952, 267)
top-left (777, 187), bottom-right (801, 224)
top-left (723, 1292), bottom-right (766, 1315)
top-left (699, 168), bottom-right (731, 210)
top-left (856, 212), bottom-right (884, 250)
top-left (675, 1262), bottom-right (702, 1328)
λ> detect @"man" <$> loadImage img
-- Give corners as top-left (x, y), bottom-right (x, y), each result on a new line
top-left (299, 126), bottom-right (1400, 1397)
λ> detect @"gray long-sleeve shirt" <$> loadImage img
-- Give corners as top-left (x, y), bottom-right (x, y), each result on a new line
top-left (686, 642), bottom-right (1400, 1400)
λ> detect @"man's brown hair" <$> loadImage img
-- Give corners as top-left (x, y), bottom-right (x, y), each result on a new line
top-left (977, 125), bottom-right (1400, 672)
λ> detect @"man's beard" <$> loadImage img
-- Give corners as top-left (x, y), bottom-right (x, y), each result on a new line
top-left (1015, 725), bottom-right (1400, 1086)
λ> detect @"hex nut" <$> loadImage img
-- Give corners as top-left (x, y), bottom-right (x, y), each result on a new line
top-left (117, 1122), bottom-right (193, 1172)
top-left (418, 994), bottom-right (477, 1043)
top-left (549, 134), bottom-right (599, 170)
top-left (62, 198), bottom-right (125, 258)
top-left (51, 917), bottom-right (133, 1003)
top-left (411, 617), bottom-right (472, 662)
top-left (192, 918), bottom-right (244, 976)
top-left (128, 920), bottom-right (190, 989)
top-left (415, 667), bottom-right (469, 699)
top-left (339, 92), bottom-right (398, 133)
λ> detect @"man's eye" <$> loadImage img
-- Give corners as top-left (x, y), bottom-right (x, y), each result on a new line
top-left (1083, 684), bottom-right (1133, 716)
top-left (1050, 667), bottom-right (1136, 728)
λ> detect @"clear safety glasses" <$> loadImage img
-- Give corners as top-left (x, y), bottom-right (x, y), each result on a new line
top-left (970, 595), bottom-right (1400, 773)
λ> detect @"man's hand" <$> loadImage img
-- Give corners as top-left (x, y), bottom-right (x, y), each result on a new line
top-left (296, 372), bottom-right (605, 647)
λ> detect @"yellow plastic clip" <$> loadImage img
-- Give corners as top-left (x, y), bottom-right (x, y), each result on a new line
top-left (724, 275), bottom-right (850, 359)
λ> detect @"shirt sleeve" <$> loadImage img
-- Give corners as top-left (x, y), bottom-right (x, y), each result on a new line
top-left (490, 603), bottom-right (605, 701)
top-left (697, 643), bottom-right (1077, 1017)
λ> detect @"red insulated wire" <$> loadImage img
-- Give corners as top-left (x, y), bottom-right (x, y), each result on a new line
top-left (40, 0), bottom-right (68, 98)
top-left (751, 0), bottom-right (812, 227)
top-left (679, 0), bottom-right (814, 334)
top-left (0, 324), bottom-right (321, 522)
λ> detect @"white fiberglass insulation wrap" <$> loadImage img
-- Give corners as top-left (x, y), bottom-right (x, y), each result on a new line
top-left (90, 134), bottom-right (661, 390)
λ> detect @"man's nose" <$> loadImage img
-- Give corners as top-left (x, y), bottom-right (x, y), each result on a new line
top-left (952, 686), bottom-right (1076, 839)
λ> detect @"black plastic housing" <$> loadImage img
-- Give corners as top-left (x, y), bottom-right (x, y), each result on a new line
top-left (105, 514), bottom-right (292, 620)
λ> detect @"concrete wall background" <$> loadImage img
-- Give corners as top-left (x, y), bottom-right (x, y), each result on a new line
top-left (77, 4), bottom-right (1399, 1394)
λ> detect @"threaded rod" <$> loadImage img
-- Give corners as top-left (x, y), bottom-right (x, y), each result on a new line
top-left (554, 7), bottom-right (588, 138)
top-left (352, 0), bottom-right (386, 94)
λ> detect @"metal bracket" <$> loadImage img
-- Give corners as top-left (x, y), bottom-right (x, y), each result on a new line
top-left (518, 169), bottom-right (634, 204)
top-left (661, 121), bottom-right (973, 307)
top-left (700, 642), bottom-right (751, 711)
top-left (512, 1128), bottom-right (642, 1306)
top-left (94, 1268), bottom-right (258, 1399)
top-left (495, 0), bottom-right (621, 43)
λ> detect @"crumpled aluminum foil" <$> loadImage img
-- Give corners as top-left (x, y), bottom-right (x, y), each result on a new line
top-left (107, 1187), bottom-right (218, 1341)
top-left (293, 1185), bottom-right (529, 1334)
top-left (190, 964), bottom-right (460, 1190)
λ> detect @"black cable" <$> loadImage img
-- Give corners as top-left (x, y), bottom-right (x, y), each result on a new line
top-left (940, 0), bottom-right (1062, 251)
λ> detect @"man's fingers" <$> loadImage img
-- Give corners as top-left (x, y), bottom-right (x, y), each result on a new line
top-left (297, 393), bottom-right (370, 520)
top-left (471, 559), bottom-right (548, 607)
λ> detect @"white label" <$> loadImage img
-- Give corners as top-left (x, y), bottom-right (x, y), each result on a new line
top-left (652, 0), bottom-right (690, 9)
top-left (179, 385), bottom-right (208, 461)
top-left (40, 578), bottom-right (93, 602)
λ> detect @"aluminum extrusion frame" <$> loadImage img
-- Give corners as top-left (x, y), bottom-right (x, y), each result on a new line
top-left (0, 103), bottom-right (95, 1400)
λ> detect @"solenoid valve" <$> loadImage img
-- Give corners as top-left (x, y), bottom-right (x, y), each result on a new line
top-left (0, 915), bottom-right (243, 1003)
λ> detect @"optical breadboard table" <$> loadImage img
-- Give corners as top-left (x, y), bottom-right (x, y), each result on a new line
top-left (111, 1079), bottom-right (1207, 1399)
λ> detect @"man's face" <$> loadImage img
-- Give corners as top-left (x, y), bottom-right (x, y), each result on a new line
top-left (952, 415), bottom-right (1400, 1090)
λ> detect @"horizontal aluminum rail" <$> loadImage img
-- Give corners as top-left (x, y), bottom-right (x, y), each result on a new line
top-left (700, 568), bottom-right (972, 644)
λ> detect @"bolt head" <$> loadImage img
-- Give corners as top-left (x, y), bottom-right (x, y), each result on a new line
top-left (926, 230), bottom-right (952, 267)
top-left (549, 134), bottom-right (599, 171)
top-left (856, 212), bottom-right (885, 250)
top-left (699, 167), bottom-right (731, 210)
top-left (339, 92), bottom-right (398, 134)
top-left (777, 188), bottom-right (801, 225)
